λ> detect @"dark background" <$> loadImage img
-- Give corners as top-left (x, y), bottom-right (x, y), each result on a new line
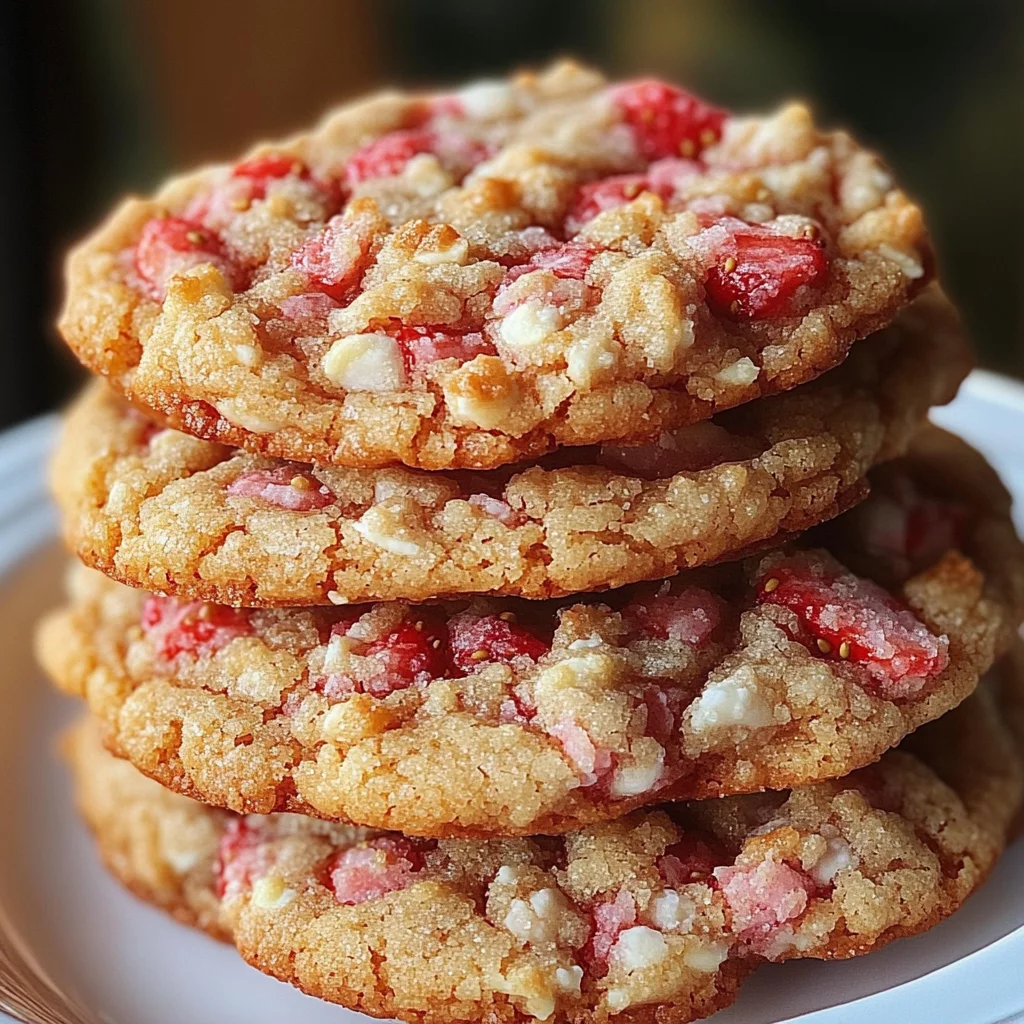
top-left (2, 0), bottom-right (1021, 429)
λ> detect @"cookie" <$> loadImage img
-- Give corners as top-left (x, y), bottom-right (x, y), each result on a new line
top-left (40, 429), bottom-right (1023, 837)
top-left (51, 288), bottom-right (968, 607)
top-left (58, 62), bottom-right (932, 471)
top-left (65, 648), bottom-right (1023, 1023)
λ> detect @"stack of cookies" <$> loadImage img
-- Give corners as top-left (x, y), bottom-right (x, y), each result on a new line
top-left (37, 63), bottom-right (1024, 1023)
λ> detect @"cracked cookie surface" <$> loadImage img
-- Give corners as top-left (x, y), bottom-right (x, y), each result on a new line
top-left (51, 288), bottom-right (968, 606)
top-left (66, 647), bottom-right (1023, 1023)
top-left (59, 62), bottom-right (932, 471)
top-left (40, 430), bottom-right (1024, 837)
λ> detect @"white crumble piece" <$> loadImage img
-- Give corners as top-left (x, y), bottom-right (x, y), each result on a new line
top-left (322, 334), bottom-right (407, 392)
top-left (250, 875), bottom-right (297, 911)
top-left (688, 665), bottom-right (775, 735)
top-left (567, 634), bottom-right (604, 650)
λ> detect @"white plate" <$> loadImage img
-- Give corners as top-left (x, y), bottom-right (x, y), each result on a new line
top-left (1, 373), bottom-right (1023, 1024)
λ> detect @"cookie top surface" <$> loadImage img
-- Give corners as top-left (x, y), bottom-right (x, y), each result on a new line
top-left (41, 428), bottom-right (1024, 837)
top-left (51, 288), bottom-right (967, 607)
top-left (58, 62), bottom-right (932, 471)
top-left (65, 645), bottom-right (1023, 1024)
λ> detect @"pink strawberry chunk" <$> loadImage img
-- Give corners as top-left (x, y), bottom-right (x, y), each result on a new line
top-left (549, 718), bottom-right (613, 787)
top-left (215, 819), bottom-right (264, 899)
top-left (715, 859), bottom-right (816, 945)
top-left (328, 836), bottom-right (425, 905)
top-left (227, 466), bottom-right (335, 511)
top-left (141, 597), bottom-right (251, 661)
top-left (587, 889), bottom-right (637, 967)
top-left (360, 616), bottom-right (451, 696)
top-left (290, 212), bottom-right (377, 302)
top-left (757, 555), bottom-right (950, 697)
top-left (623, 586), bottom-right (728, 647)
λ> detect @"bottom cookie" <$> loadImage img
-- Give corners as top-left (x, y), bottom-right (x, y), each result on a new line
top-left (67, 655), bottom-right (1023, 1024)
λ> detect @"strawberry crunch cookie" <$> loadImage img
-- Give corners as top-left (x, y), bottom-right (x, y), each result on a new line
top-left (39, 431), bottom-right (1024, 837)
top-left (51, 288), bottom-right (967, 607)
top-left (58, 62), bottom-right (932, 471)
top-left (65, 653), bottom-right (1023, 1023)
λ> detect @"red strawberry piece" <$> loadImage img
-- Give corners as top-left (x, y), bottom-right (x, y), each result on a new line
top-left (360, 615), bottom-right (451, 696)
top-left (215, 818), bottom-right (265, 900)
top-left (448, 613), bottom-right (550, 673)
top-left (623, 586), bottom-right (728, 647)
top-left (586, 889), bottom-right (637, 968)
top-left (688, 217), bottom-right (828, 319)
top-left (232, 153), bottom-right (310, 198)
top-left (389, 324), bottom-right (496, 368)
top-left (642, 687), bottom-right (684, 746)
top-left (226, 466), bottom-right (335, 511)
top-left (133, 216), bottom-right (243, 301)
top-left (610, 79), bottom-right (726, 161)
top-left (757, 555), bottom-right (950, 697)
top-left (345, 129), bottom-right (436, 185)
top-left (328, 836), bottom-right (426, 905)
top-left (905, 499), bottom-right (966, 565)
top-left (658, 834), bottom-right (725, 885)
top-left (290, 212), bottom-right (376, 302)
top-left (566, 174), bottom-right (650, 234)
top-left (714, 859), bottom-right (816, 947)
top-left (565, 159), bottom-right (701, 234)
top-left (141, 597), bottom-right (252, 661)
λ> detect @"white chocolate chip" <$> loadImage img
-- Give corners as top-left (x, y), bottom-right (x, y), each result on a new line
top-left (326, 591), bottom-right (349, 605)
top-left (322, 333), bottom-right (407, 392)
top-left (682, 941), bottom-right (729, 973)
top-left (499, 299), bottom-right (563, 350)
top-left (554, 965), bottom-right (583, 995)
top-left (495, 865), bottom-right (518, 885)
top-left (400, 153), bottom-right (454, 197)
top-left (457, 80), bottom-right (519, 119)
top-left (567, 635), bottom-right (603, 651)
top-left (444, 381), bottom-right (520, 430)
top-left (808, 836), bottom-right (858, 886)
top-left (565, 334), bottom-right (619, 387)
top-left (609, 742), bottom-right (665, 797)
top-left (351, 507), bottom-right (423, 556)
top-left (414, 236), bottom-right (470, 265)
top-left (714, 357), bottom-right (760, 387)
top-left (648, 889), bottom-right (696, 933)
top-left (503, 887), bottom-right (569, 945)
top-left (214, 399), bottom-right (284, 434)
top-left (232, 342), bottom-right (261, 367)
top-left (251, 875), bottom-right (296, 911)
top-left (688, 665), bottom-right (775, 735)
top-left (163, 845), bottom-right (202, 874)
top-left (877, 243), bottom-right (925, 280)
top-left (611, 926), bottom-right (669, 971)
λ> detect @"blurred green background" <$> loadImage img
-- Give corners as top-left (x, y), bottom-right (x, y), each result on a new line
top-left (2, 0), bottom-right (1021, 427)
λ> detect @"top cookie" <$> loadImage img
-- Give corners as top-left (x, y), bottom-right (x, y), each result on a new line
top-left (59, 62), bottom-right (931, 471)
